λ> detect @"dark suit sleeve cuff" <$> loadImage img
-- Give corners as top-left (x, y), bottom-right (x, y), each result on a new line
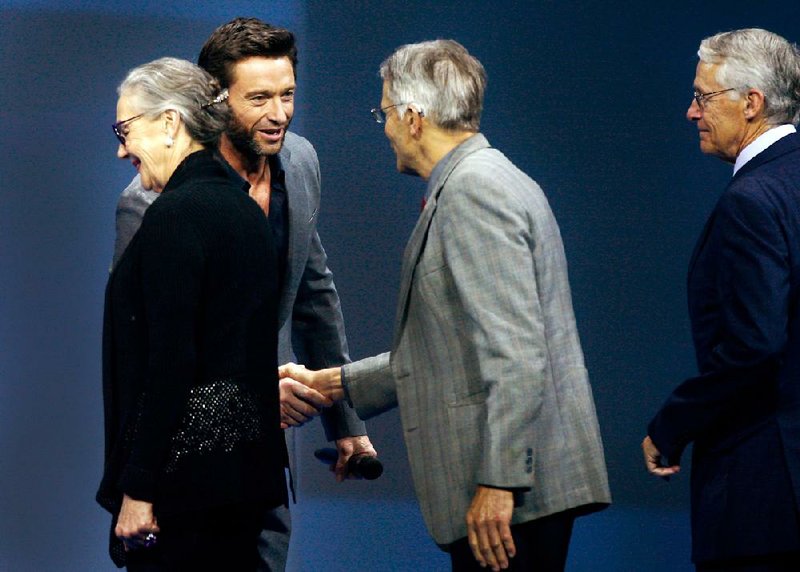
top-left (647, 416), bottom-right (686, 466)
top-left (117, 463), bottom-right (157, 502)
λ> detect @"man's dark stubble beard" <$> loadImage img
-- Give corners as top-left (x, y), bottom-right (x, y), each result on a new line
top-left (226, 117), bottom-right (268, 173)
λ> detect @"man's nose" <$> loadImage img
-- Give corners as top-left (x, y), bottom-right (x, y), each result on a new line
top-left (687, 99), bottom-right (702, 122)
top-left (264, 97), bottom-right (288, 123)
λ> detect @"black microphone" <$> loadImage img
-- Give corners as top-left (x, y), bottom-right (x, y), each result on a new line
top-left (313, 447), bottom-right (384, 480)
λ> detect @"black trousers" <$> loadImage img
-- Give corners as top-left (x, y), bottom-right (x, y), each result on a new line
top-left (449, 509), bottom-right (576, 572)
top-left (125, 504), bottom-right (265, 572)
top-left (696, 552), bottom-right (800, 572)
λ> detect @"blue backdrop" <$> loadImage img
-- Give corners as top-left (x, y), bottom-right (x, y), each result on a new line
top-left (2, 1), bottom-right (798, 570)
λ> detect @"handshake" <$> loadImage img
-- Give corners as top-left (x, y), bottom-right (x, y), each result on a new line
top-left (279, 363), bottom-right (382, 481)
top-left (277, 363), bottom-right (346, 429)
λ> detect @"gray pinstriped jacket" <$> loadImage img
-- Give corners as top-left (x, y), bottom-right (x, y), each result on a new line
top-left (344, 134), bottom-right (611, 547)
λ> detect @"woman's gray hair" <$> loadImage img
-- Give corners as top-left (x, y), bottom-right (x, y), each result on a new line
top-left (118, 57), bottom-right (229, 146)
top-left (699, 28), bottom-right (800, 125)
top-left (380, 40), bottom-right (486, 131)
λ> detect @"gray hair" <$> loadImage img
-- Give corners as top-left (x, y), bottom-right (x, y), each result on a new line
top-left (380, 40), bottom-right (486, 131)
top-left (118, 57), bottom-right (229, 146)
top-left (698, 28), bottom-right (800, 125)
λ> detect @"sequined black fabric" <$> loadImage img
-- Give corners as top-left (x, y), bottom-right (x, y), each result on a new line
top-left (164, 379), bottom-right (264, 473)
top-left (98, 150), bottom-right (287, 567)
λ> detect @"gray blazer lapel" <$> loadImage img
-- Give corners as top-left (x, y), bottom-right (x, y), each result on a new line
top-left (391, 134), bottom-right (491, 348)
top-left (392, 197), bottom-right (438, 349)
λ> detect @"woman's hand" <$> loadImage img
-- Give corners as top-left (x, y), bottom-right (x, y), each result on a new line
top-left (115, 494), bottom-right (160, 551)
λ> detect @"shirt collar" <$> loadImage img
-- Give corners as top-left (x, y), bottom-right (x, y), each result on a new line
top-left (219, 152), bottom-right (287, 192)
top-left (733, 124), bottom-right (796, 175)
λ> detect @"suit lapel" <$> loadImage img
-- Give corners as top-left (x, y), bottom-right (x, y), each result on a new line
top-left (688, 132), bottom-right (800, 281)
top-left (277, 143), bottom-right (301, 326)
top-left (392, 196), bottom-right (439, 349)
top-left (391, 134), bottom-right (491, 349)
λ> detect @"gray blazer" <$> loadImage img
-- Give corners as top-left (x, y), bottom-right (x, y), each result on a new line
top-left (344, 134), bottom-right (610, 546)
top-left (112, 132), bottom-right (366, 476)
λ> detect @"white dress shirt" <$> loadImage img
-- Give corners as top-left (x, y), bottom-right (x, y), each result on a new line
top-left (733, 123), bottom-right (796, 175)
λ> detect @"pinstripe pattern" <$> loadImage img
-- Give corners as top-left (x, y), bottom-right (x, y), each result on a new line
top-left (345, 134), bottom-right (610, 546)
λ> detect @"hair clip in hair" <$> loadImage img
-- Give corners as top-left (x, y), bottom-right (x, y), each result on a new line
top-left (202, 88), bottom-right (229, 109)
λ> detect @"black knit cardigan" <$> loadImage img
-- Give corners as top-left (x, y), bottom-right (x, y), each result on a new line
top-left (97, 149), bottom-right (287, 526)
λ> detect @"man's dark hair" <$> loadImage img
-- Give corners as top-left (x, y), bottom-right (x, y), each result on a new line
top-left (198, 17), bottom-right (298, 88)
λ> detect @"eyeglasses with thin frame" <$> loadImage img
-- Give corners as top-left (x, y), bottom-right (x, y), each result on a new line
top-left (370, 103), bottom-right (423, 124)
top-left (113, 113), bottom-right (145, 145)
top-left (692, 87), bottom-right (736, 108)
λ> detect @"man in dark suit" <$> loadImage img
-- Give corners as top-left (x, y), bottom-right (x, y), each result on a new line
top-left (643, 28), bottom-right (800, 571)
top-left (111, 18), bottom-right (375, 571)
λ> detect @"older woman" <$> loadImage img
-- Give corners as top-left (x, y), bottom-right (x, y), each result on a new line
top-left (97, 57), bottom-right (286, 570)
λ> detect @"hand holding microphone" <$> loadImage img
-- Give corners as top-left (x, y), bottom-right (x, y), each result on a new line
top-left (314, 448), bottom-right (384, 480)
top-left (279, 364), bottom-right (382, 480)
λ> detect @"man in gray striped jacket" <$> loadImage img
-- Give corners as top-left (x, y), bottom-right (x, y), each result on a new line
top-left (281, 39), bottom-right (610, 572)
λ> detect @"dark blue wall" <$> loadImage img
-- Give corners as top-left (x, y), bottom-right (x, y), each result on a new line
top-left (2, 1), bottom-right (799, 570)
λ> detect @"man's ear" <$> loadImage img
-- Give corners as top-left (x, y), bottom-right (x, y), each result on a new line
top-left (407, 105), bottom-right (424, 137)
top-left (743, 88), bottom-right (766, 120)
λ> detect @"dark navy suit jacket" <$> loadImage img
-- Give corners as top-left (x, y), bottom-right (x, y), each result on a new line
top-left (649, 132), bottom-right (800, 563)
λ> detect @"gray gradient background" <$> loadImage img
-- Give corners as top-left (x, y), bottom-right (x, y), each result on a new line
top-left (2, 0), bottom-right (798, 569)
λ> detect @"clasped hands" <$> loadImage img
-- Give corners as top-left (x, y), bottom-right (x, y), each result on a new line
top-left (279, 363), bottom-right (375, 482)
top-left (278, 363), bottom-right (344, 428)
